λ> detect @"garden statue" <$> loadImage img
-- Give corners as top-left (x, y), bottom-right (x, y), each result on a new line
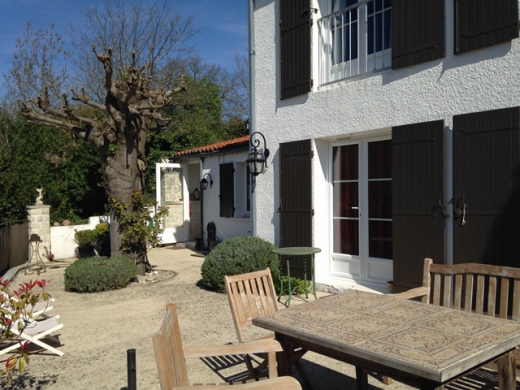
top-left (35, 188), bottom-right (43, 205)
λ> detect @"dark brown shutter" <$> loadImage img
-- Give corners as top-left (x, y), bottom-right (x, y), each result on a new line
top-left (280, 0), bottom-right (312, 100)
top-left (219, 163), bottom-right (234, 218)
top-left (453, 107), bottom-right (520, 267)
top-left (455, 0), bottom-right (519, 54)
top-left (279, 140), bottom-right (312, 279)
top-left (392, 120), bottom-right (445, 291)
top-left (392, 0), bottom-right (446, 69)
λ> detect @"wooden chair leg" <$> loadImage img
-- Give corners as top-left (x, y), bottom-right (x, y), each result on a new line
top-left (243, 355), bottom-right (260, 381)
top-left (383, 375), bottom-right (393, 385)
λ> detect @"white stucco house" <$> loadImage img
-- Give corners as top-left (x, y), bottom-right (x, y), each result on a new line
top-left (248, 0), bottom-right (520, 293)
top-left (159, 136), bottom-right (252, 249)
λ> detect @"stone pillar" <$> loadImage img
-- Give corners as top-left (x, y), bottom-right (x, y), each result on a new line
top-left (27, 189), bottom-right (51, 261)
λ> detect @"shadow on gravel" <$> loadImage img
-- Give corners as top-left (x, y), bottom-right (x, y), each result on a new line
top-left (5, 373), bottom-right (59, 390)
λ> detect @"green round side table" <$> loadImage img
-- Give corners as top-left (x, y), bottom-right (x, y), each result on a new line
top-left (272, 246), bottom-right (321, 307)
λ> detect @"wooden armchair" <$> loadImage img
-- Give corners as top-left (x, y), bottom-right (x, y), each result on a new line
top-left (152, 302), bottom-right (301, 390)
top-left (224, 269), bottom-right (311, 388)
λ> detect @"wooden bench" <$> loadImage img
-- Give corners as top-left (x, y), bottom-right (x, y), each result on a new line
top-left (397, 258), bottom-right (520, 323)
top-left (384, 258), bottom-right (520, 385)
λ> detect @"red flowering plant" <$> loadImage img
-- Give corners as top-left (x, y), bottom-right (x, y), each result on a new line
top-left (0, 277), bottom-right (52, 382)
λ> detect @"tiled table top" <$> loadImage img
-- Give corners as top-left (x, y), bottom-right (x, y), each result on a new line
top-left (253, 290), bottom-right (520, 383)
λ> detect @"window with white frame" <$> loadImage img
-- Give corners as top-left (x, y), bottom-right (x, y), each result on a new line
top-left (319, 0), bottom-right (392, 84)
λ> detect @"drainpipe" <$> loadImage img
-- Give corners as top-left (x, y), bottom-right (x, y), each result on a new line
top-left (248, 0), bottom-right (257, 237)
top-left (199, 157), bottom-right (205, 249)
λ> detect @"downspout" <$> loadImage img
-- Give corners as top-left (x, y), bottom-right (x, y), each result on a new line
top-left (248, 0), bottom-right (257, 236)
top-left (199, 157), bottom-right (205, 249)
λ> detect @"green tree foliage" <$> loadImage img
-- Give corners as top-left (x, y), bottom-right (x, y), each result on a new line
top-left (0, 112), bottom-right (105, 223)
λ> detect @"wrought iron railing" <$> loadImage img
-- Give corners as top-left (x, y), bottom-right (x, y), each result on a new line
top-left (318, 0), bottom-right (392, 85)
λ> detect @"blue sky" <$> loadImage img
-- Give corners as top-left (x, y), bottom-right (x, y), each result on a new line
top-left (0, 0), bottom-right (248, 91)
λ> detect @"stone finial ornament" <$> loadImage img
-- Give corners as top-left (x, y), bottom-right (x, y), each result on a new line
top-left (36, 188), bottom-right (43, 205)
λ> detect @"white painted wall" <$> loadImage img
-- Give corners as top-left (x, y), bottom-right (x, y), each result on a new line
top-left (200, 150), bottom-right (252, 247)
top-left (50, 216), bottom-right (108, 260)
top-left (252, 0), bottom-right (520, 291)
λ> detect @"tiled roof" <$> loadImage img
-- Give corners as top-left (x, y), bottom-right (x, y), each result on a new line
top-left (174, 135), bottom-right (250, 156)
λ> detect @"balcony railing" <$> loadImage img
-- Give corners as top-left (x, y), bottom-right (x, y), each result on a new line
top-left (318, 0), bottom-right (392, 86)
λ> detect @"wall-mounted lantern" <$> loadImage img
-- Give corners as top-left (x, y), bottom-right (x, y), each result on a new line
top-left (246, 132), bottom-right (270, 176)
top-left (200, 173), bottom-right (213, 190)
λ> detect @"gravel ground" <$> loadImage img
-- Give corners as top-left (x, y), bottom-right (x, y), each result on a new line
top-left (0, 247), bottom-right (508, 390)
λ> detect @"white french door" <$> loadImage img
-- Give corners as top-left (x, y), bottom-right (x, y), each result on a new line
top-left (330, 136), bottom-right (392, 284)
top-left (156, 163), bottom-right (189, 244)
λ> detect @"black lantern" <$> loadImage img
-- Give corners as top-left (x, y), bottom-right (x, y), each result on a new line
top-left (200, 173), bottom-right (213, 190)
top-left (246, 132), bottom-right (270, 176)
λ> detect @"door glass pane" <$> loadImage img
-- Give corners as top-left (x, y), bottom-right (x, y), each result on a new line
top-left (334, 219), bottom-right (359, 255)
top-left (369, 220), bottom-right (392, 258)
top-left (160, 168), bottom-right (184, 228)
top-left (368, 139), bottom-right (392, 259)
top-left (369, 181), bottom-right (391, 218)
top-left (368, 140), bottom-right (391, 179)
top-left (333, 182), bottom-right (359, 218)
top-left (333, 145), bottom-right (358, 181)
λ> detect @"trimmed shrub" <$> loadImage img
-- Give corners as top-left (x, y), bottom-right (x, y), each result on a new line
top-left (201, 236), bottom-right (280, 292)
top-left (94, 222), bottom-right (109, 237)
top-left (64, 256), bottom-right (138, 293)
top-left (74, 229), bottom-right (97, 247)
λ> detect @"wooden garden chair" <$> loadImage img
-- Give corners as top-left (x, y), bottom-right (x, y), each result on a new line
top-left (224, 269), bottom-right (311, 388)
top-left (152, 302), bottom-right (301, 390)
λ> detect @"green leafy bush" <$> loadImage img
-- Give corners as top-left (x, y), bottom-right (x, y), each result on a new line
top-left (279, 276), bottom-right (311, 295)
top-left (201, 236), bottom-right (280, 292)
top-left (94, 222), bottom-right (109, 236)
top-left (73, 229), bottom-right (97, 247)
top-left (64, 256), bottom-right (138, 293)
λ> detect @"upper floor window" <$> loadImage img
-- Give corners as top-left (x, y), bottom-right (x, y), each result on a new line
top-left (319, 0), bottom-right (392, 84)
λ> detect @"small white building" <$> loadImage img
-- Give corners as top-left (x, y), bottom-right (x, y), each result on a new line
top-left (162, 136), bottom-right (252, 249)
top-left (249, 0), bottom-right (520, 292)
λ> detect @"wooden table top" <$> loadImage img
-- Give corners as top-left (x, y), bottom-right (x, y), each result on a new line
top-left (253, 290), bottom-right (520, 383)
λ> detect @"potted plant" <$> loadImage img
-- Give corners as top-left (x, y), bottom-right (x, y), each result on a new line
top-left (74, 229), bottom-right (97, 258)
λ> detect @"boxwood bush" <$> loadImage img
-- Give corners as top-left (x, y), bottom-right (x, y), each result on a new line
top-left (64, 256), bottom-right (138, 293)
top-left (201, 236), bottom-right (280, 292)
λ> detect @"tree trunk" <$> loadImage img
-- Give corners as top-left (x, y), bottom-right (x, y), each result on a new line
top-left (105, 130), bottom-right (146, 274)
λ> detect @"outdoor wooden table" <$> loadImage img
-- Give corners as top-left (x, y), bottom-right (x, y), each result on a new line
top-left (253, 290), bottom-right (520, 389)
top-left (272, 247), bottom-right (321, 307)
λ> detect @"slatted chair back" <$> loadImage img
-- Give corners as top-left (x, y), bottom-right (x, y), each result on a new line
top-left (421, 258), bottom-right (520, 321)
top-left (152, 303), bottom-right (189, 389)
top-left (225, 268), bottom-right (279, 343)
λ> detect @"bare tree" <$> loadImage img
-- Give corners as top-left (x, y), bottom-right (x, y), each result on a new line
top-left (3, 22), bottom-right (70, 110)
top-left (68, 0), bottom-right (196, 100)
top-left (18, 48), bottom-right (186, 268)
top-left (11, 0), bottom-right (195, 270)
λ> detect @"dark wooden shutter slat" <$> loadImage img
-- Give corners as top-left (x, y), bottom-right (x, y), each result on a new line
top-left (280, 0), bottom-right (312, 100)
top-left (280, 140), bottom-right (312, 280)
top-left (455, 0), bottom-right (519, 54)
top-left (219, 163), bottom-right (234, 218)
top-left (392, 120), bottom-right (445, 291)
top-left (453, 107), bottom-right (520, 267)
top-left (392, 0), bottom-right (445, 69)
